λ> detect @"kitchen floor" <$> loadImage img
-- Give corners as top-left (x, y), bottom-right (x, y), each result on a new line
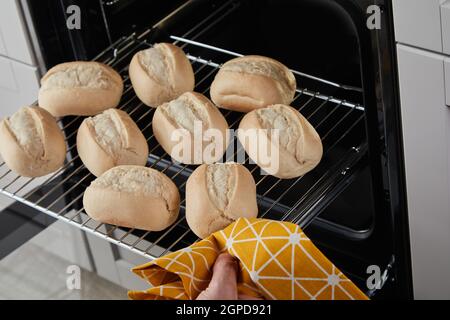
top-left (0, 241), bottom-right (128, 300)
top-left (0, 195), bottom-right (128, 300)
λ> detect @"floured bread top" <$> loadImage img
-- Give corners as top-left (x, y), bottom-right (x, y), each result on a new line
top-left (86, 110), bottom-right (124, 158)
top-left (137, 44), bottom-right (170, 85)
top-left (206, 163), bottom-right (236, 213)
top-left (92, 166), bottom-right (171, 198)
top-left (256, 105), bottom-right (301, 157)
top-left (41, 63), bottom-right (119, 90)
top-left (222, 56), bottom-right (296, 101)
top-left (7, 107), bottom-right (44, 159)
top-left (160, 93), bottom-right (209, 132)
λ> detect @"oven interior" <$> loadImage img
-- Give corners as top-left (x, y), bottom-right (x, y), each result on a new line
top-left (0, 0), bottom-right (400, 298)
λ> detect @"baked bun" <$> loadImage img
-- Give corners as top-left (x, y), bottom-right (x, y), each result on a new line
top-left (186, 163), bottom-right (258, 238)
top-left (0, 106), bottom-right (66, 177)
top-left (210, 55), bottom-right (296, 112)
top-left (76, 108), bottom-right (149, 177)
top-left (152, 92), bottom-right (229, 164)
top-left (238, 104), bottom-right (322, 179)
top-left (38, 61), bottom-right (124, 117)
top-left (129, 43), bottom-right (195, 107)
top-left (83, 165), bottom-right (180, 231)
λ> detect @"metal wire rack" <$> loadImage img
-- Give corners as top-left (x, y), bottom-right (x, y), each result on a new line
top-left (0, 2), bottom-right (367, 260)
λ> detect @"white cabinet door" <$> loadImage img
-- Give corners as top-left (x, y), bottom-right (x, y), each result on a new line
top-left (29, 221), bottom-right (94, 272)
top-left (397, 44), bottom-right (450, 299)
top-left (0, 55), bottom-right (39, 119)
top-left (85, 229), bottom-right (150, 291)
top-left (441, 1), bottom-right (450, 55)
top-left (0, 0), bottom-right (35, 65)
top-left (393, 0), bottom-right (444, 53)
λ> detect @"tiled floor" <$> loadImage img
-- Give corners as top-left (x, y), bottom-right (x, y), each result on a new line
top-left (0, 241), bottom-right (128, 300)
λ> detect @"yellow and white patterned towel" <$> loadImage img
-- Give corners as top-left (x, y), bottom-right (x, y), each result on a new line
top-left (128, 218), bottom-right (368, 300)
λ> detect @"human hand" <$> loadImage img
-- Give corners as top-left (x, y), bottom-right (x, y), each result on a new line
top-left (196, 252), bottom-right (262, 300)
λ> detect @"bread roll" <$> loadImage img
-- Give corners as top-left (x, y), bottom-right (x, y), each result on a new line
top-left (152, 92), bottom-right (229, 164)
top-left (129, 43), bottom-right (195, 107)
top-left (38, 61), bottom-right (123, 117)
top-left (186, 163), bottom-right (258, 238)
top-left (0, 106), bottom-right (66, 177)
top-left (83, 165), bottom-right (180, 231)
top-left (238, 104), bottom-right (322, 179)
top-left (210, 55), bottom-right (296, 112)
top-left (76, 109), bottom-right (149, 177)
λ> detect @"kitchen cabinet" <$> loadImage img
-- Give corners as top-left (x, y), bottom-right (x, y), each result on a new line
top-left (396, 44), bottom-right (450, 299)
top-left (393, 0), bottom-right (446, 54)
top-left (0, 0), bottom-right (35, 65)
top-left (29, 221), bottom-right (94, 272)
top-left (0, 0), bottom-right (41, 120)
top-left (441, 1), bottom-right (450, 55)
top-left (85, 228), bottom-right (150, 290)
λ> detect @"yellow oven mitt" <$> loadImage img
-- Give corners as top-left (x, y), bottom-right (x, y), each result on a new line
top-left (128, 218), bottom-right (368, 300)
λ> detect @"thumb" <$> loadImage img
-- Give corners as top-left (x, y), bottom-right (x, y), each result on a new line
top-left (197, 252), bottom-right (238, 300)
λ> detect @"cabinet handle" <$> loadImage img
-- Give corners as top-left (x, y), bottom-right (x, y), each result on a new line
top-left (441, 0), bottom-right (450, 55)
top-left (445, 58), bottom-right (450, 107)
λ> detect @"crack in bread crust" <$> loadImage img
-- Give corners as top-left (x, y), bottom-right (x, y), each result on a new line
top-left (159, 93), bottom-right (209, 133)
top-left (5, 107), bottom-right (44, 160)
top-left (137, 45), bottom-right (173, 89)
top-left (256, 105), bottom-right (305, 165)
top-left (86, 110), bottom-right (125, 160)
top-left (206, 163), bottom-right (236, 217)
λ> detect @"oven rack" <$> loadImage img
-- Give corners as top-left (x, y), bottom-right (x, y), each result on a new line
top-left (0, 4), bottom-right (367, 262)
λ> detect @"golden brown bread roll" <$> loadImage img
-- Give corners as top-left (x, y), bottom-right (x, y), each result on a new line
top-left (210, 55), bottom-right (296, 112)
top-left (76, 108), bottom-right (149, 177)
top-left (238, 104), bottom-right (322, 179)
top-left (0, 106), bottom-right (66, 177)
top-left (38, 61), bottom-right (124, 117)
top-left (83, 165), bottom-right (180, 231)
top-left (152, 92), bottom-right (229, 164)
top-left (129, 43), bottom-right (195, 107)
top-left (186, 163), bottom-right (258, 238)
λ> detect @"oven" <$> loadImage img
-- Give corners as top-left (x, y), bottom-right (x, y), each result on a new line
top-left (0, 0), bottom-right (413, 299)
